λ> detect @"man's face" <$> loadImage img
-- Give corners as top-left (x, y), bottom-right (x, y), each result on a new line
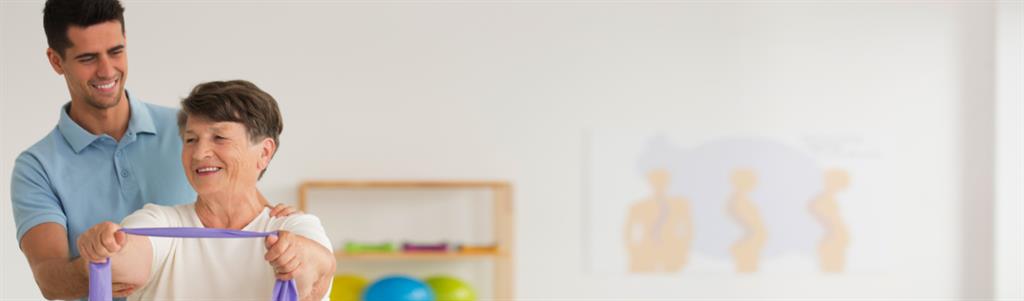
top-left (47, 20), bottom-right (127, 110)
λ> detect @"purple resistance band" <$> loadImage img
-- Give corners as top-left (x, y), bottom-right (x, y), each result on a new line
top-left (88, 227), bottom-right (297, 301)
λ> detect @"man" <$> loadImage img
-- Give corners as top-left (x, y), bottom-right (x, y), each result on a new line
top-left (10, 1), bottom-right (293, 299)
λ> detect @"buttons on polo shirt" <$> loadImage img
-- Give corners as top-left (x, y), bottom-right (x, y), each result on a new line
top-left (121, 169), bottom-right (130, 177)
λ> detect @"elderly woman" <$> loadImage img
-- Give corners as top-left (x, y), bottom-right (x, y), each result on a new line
top-left (76, 80), bottom-right (335, 300)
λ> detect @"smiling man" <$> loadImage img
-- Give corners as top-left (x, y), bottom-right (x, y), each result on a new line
top-left (9, 1), bottom-right (296, 300)
top-left (9, 1), bottom-right (196, 299)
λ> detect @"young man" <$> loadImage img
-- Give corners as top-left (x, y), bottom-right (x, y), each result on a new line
top-left (10, 1), bottom-right (294, 299)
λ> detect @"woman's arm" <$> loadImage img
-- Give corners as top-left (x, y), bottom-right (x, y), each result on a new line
top-left (76, 221), bottom-right (152, 290)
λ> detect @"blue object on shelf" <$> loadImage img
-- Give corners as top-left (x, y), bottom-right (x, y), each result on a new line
top-left (364, 275), bottom-right (435, 301)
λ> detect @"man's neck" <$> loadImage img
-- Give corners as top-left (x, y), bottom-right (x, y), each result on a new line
top-left (67, 95), bottom-right (130, 141)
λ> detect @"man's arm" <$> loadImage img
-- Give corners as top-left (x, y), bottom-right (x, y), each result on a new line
top-left (12, 154), bottom-right (96, 299)
top-left (20, 223), bottom-right (88, 300)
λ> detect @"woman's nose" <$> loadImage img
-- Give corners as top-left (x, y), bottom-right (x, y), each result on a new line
top-left (192, 140), bottom-right (213, 160)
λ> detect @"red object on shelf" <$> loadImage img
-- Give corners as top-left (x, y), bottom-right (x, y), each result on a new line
top-left (402, 242), bottom-right (449, 252)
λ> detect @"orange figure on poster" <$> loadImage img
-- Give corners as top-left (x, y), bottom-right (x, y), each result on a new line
top-left (810, 169), bottom-right (851, 273)
top-left (728, 169), bottom-right (767, 273)
top-left (623, 169), bottom-right (693, 273)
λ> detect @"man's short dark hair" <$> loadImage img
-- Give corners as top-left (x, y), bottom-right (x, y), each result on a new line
top-left (43, 0), bottom-right (126, 58)
top-left (178, 80), bottom-right (283, 180)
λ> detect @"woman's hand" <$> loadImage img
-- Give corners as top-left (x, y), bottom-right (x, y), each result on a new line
top-left (265, 231), bottom-right (316, 298)
top-left (75, 222), bottom-right (152, 296)
top-left (76, 221), bottom-right (126, 264)
top-left (264, 231), bottom-right (303, 279)
top-left (265, 231), bottom-right (335, 300)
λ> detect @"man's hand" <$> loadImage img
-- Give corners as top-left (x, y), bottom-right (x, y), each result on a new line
top-left (76, 221), bottom-right (125, 264)
top-left (268, 203), bottom-right (302, 218)
top-left (112, 283), bottom-right (137, 298)
top-left (71, 256), bottom-right (138, 297)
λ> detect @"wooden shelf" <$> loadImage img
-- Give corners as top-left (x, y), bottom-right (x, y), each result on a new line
top-left (301, 180), bottom-right (507, 190)
top-left (336, 251), bottom-right (505, 261)
top-left (299, 180), bottom-right (515, 300)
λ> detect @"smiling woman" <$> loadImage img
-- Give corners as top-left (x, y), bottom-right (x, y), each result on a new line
top-left (75, 80), bottom-right (335, 301)
top-left (178, 80), bottom-right (283, 191)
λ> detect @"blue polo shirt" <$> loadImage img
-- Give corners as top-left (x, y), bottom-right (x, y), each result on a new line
top-left (11, 93), bottom-right (196, 257)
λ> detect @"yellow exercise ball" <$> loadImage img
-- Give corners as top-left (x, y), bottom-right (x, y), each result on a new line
top-left (331, 274), bottom-right (369, 301)
top-left (424, 275), bottom-right (475, 301)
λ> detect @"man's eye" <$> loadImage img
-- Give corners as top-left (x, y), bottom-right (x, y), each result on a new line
top-left (184, 138), bottom-right (196, 143)
top-left (214, 136), bottom-right (226, 140)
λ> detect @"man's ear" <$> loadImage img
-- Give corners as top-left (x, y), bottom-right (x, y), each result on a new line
top-left (46, 48), bottom-right (65, 75)
top-left (257, 137), bottom-right (277, 170)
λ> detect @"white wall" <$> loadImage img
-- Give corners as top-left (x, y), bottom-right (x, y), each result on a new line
top-left (1, 1), bottom-right (1014, 299)
top-left (996, 1), bottom-right (1024, 300)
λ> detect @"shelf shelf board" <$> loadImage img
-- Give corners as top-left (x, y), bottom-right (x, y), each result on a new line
top-left (302, 180), bottom-right (510, 189)
top-left (335, 251), bottom-right (503, 261)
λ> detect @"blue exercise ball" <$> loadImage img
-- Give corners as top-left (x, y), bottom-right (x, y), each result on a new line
top-left (364, 275), bottom-right (435, 301)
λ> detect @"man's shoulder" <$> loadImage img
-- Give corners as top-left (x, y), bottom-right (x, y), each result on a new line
top-left (15, 128), bottom-right (68, 169)
top-left (134, 101), bottom-right (184, 145)
top-left (137, 101), bottom-right (180, 125)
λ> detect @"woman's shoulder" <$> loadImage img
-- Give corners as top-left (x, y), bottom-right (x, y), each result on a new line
top-left (122, 203), bottom-right (196, 227)
top-left (266, 211), bottom-right (324, 230)
top-left (264, 211), bottom-right (333, 250)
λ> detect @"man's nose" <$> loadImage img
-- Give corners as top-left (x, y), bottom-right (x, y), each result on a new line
top-left (96, 55), bottom-right (116, 79)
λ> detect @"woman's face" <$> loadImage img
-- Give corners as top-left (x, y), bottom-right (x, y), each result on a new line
top-left (181, 115), bottom-right (273, 197)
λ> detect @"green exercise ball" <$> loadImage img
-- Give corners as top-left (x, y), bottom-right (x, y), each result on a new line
top-left (331, 274), bottom-right (369, 301)
top-left (424, 275), bottom-right (475, 301)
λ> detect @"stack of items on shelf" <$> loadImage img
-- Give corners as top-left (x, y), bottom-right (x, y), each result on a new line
top-left (342, 241), bottom-right (498, 255)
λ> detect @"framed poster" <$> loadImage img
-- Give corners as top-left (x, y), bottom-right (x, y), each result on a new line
top-left (586, 130), bottom-right (888, 276)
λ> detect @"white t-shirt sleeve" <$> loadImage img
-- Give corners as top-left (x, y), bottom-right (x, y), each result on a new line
top-left (278, 214), bottom-right (333, 252)
top-left (120, 204), bottom-right (175, 292)
top-left (120, 204), bottom-right (171, 227)
top-left (276, 214), bottom-right (334, 301)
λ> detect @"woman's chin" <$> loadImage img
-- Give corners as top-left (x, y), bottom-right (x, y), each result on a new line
top-left (193, 186), bottom-right (222, 198)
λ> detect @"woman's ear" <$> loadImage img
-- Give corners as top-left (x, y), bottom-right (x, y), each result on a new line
top-left (257, 137), bottom-right (277, 170)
